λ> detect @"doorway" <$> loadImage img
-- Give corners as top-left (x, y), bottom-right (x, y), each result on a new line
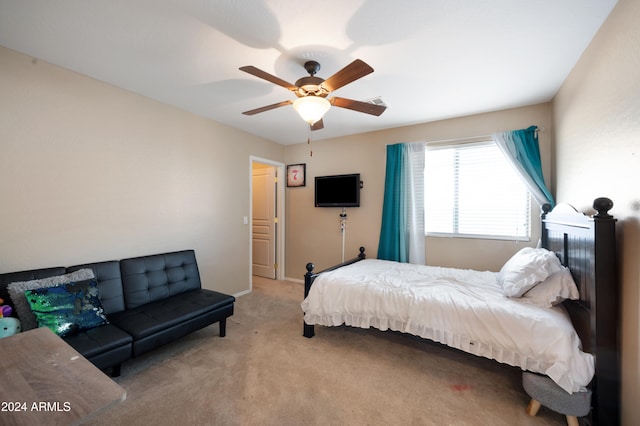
top-left (250, 157), bottom-right (285, 284)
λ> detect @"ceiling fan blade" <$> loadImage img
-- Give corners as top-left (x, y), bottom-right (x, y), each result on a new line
top-left (321, 59), bottom-right (374, 92)
top-left (239, 66), bottom-right (298, 91)
top-left (330, 97), bottom-right (386, 116)
top-left (310, 119), bottom-right (324, 131)
top-left (242, 100), bottom-right (293, 115)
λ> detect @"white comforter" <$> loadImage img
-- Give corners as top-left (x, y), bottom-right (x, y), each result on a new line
top-left (301, 259), bottom-right (594, 393)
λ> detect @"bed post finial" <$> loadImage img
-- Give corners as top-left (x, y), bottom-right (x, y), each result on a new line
top-left (541, 203), bottom-right (552, 215)
top-left (593, 197), bottom-right (614, 218)
top-left (304, 262), bottom-right (315, 298)
top-left (358, 247), bottom-right (366, 259)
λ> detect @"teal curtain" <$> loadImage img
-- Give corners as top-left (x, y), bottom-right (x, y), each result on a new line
top-left (377, 143), bottom-right (425, 263)
top-left (493, 126), bottom-right (555, 208)
top-left (378, 144), bottom-right (405, 261)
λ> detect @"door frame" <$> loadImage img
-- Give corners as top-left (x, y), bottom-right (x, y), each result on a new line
top-left (249, 156), bottom-right (286, 288)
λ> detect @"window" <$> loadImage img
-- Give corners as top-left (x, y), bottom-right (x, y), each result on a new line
top-left (424, 141), bottom-right (530, 240)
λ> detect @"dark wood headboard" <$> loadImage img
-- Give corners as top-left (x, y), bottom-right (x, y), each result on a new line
top-left (541, 197), bottom-right (619, 426)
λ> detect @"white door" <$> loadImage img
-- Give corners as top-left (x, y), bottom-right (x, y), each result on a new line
top-left (252, 165), bottom-right (277, 278)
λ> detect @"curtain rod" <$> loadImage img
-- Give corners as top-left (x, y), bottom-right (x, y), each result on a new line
top-left (426, 135), bottom-right (493, 147)
top-left (425, 126), bottom-right (544, 147)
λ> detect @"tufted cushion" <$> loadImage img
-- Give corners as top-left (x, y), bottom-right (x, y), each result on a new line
top-left (522, 372), bottom-right (592, 417)
top-left (119, 250), bottom-right (201, 309)
top-left (67, 261), bottom-right (125, 315)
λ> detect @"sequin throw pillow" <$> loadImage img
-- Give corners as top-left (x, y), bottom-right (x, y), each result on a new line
top-left (24, 279), bottom-right (108, 337)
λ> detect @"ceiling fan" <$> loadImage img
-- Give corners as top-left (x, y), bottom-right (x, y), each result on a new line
top-left (239, 59), bottom-right (386, 131)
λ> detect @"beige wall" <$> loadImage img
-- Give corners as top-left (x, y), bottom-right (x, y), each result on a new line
top-left (284, 102), bottom-right (552, 279)
top-left (4, 6), bottom-right (635, 417)
top-left (0, 46), bottom-right (285, 296)
top-left (553, 0), bottom-right (640, 422)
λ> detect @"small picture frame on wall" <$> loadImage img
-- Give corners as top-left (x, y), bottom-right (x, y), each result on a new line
top-left (287, 163), bottom-right (306, 187)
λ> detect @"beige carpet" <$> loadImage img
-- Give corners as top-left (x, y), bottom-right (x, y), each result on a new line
top-left (87, 277), bottom-right (567, 426)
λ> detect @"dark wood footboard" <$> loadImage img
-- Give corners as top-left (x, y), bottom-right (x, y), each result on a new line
top-left (303, 247), bottom-right (366, 338)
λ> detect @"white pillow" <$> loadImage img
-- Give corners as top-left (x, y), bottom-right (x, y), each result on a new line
top-left (522, 267), bottom-right (580, 308)
top-left (7, 268), bottom-right (95, 331)
top-left (498, 247), bottom-right (563, 297)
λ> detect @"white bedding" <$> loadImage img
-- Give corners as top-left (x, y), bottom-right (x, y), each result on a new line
top-left (301, 259), bottom-right (594, 393)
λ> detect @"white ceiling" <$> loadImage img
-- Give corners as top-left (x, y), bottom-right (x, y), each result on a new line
top-left (0, 0), bottom-right (618, 145)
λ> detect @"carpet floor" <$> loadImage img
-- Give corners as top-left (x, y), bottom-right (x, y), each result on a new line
top-left (87, 276), bottom-right (568, 426)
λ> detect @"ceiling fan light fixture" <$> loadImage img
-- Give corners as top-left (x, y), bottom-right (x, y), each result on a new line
top-left (293, 96), bottom-right (330, 125)
top-left (241, 59), bottom-right (384, 129)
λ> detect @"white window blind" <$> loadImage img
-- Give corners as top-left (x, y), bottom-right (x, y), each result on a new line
top-left (424, 141), bottom-right (531, 240)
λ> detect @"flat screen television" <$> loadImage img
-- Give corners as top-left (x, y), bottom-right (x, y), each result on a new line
top-left (315, 173), bottom-right (361, 207)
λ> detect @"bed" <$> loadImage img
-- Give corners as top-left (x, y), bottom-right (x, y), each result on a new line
top-left (301, 198), bottom-right (619, 425)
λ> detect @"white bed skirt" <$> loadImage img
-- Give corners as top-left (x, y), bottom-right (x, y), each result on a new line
top-left (302, 259), bottom-right (594, 393)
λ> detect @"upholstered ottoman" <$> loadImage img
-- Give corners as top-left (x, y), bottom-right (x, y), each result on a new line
top-left (522, 372), bottom-right (591, 426)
